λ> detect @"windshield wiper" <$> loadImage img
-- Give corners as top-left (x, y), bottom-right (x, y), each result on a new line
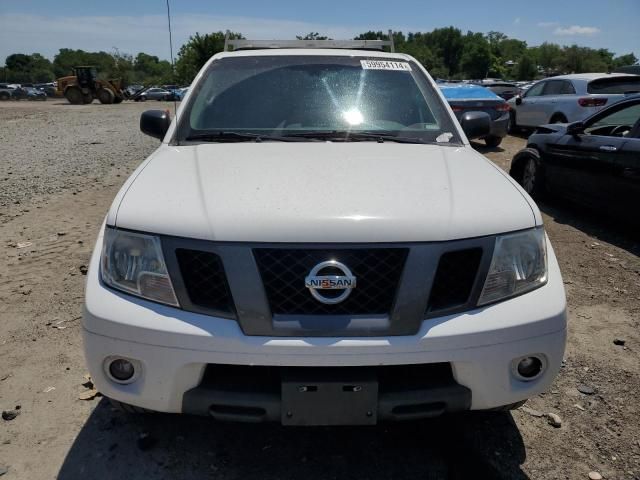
top-left (185, 132), bottom-right (309, 142)
top-left (283, 130), bottom-right (427, 144)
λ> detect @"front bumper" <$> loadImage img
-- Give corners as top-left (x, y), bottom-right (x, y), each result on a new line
top-left (83, 233), bottom-right (567, 418)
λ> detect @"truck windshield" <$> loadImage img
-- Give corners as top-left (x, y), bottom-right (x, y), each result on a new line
top-left (177, 55), bottom-right (461, 144)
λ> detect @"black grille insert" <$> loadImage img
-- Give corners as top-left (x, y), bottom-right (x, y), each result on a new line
top-left (199, 363), bottom-right (454, 393)
top-left (427, 248), bottom-right (482, 312)
top-left (254, 248), bottom-right (408, 315)
top-left (175, 249), bottom-right (235, 314)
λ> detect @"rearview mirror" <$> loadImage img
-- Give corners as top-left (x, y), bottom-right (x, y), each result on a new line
top-left (140, 110), bottom-right (171, 140)
top-left (460, 111), bottom-right (491, 140)
top-left (566, 121), bottom-right (584, 136)
top-left (515, 96), bottom-right (523, 106)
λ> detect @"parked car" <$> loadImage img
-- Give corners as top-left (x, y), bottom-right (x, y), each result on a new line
top-left (84, 42), bottom-right (566, 424)
top-left (510, 94), bottom-right (640, 224)
top-left (0, 84), bottom-right (14, 100)
top-left (439, 82), bottom-right (510, 147)
top-left (176, 87), bottom-right (189, 100)
top-left (507, 73), bottom-right (640, 131)
top-left (9, 86), bottom-right (47, 101)
top-left (163, 87), bottom-right (184, 101)
top-left (35, 83), bottom-right (57, 97)
top-left (139, 87), bottom-right (172, 101)
top-left (23, 87), bottom-right (47, 101)
top-left (126, 85), bottom-right (145, 96)
top-left (516, 82), bottom-right (536, 95)
top-left (480, 82), bottom-right (520, 101)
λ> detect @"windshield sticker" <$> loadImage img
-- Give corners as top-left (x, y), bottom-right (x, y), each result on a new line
top-left (360, 60), bottom-right (412, 71)
top-left (436, 132), bottom-right (453, 143)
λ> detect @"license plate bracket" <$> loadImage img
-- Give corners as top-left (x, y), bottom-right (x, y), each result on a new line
top-left (281, 369), bottom-right (378, 426)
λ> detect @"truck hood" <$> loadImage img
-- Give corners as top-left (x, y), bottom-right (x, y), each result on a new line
top-left (112, 143), bottom-right (537, 242)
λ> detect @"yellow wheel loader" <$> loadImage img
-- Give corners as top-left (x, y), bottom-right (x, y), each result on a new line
top-left (57, 66), bottom-right (126, 105)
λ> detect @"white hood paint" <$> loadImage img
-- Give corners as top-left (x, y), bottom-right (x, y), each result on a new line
top-left (112, 143), bottom-right (538, 243)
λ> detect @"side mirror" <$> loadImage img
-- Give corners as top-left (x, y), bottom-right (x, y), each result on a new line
top-left (140, 110), bottom-right (171, 140)
top-left (515, 96), bottom-right (523, 106)
top-left (566, 121), bottom-right (584, 136)
top-left (460, 111), bottom-right (491, 140)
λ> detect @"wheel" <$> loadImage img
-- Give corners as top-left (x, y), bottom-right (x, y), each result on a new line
top-left (64, 86), bottom-right (84, 105)
top-left (549, 114), bottom-right (567, 124)
top-left (82, 93), bottom-right (93, 104)
top-left (508, 110), bottom-right (517, 133)
top-left (97, 88), bottom-right (115, 104)
top-left (113, 96), bottom-right (123, 104)
top-left (484, 135), bottom-right (503, 148)
top-left (108, 397), bottom-right (150, 414)
top-left (0, 92), bottom-right (10, 101)
top-left (139, 95), bottom-right (147, 102)
top-left (511, 147), bottom-right (544, 198)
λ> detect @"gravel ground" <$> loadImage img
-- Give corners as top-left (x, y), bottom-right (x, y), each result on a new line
top-left (0, 101), bottom-right (639, 480)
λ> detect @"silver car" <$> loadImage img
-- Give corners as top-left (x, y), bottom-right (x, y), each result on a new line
top-left (140, 87), bottom-right (171, 101)
top-left (507, 73), bottom-right (640, 130)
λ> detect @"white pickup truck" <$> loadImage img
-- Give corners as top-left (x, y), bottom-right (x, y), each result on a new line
top-left (83, 39), bottom-right (567, 425)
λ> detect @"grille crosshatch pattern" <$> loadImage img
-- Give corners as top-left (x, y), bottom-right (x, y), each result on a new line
top-left (427, 248), bottom-right (483, 312)
top-left (175, 249), bottom-right (235, 314)
top-left (254, 248), bottom-right (409, 315)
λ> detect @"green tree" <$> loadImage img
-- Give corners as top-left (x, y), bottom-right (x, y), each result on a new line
top-left (52, 48), bottom-right (116, 79)
top-left (499, 38), bottom-right (527, 62)
top-left (4, 53), bottom-right (54, 82)
top-left (486, 31), bottom-right (507, 57)
top-left (132, 52), bottom-right (172, 84)
top-left (612, 53), bottom-right (639, 68)
top-left (175, 31), bottom-right (242, 83)
top-left (426, 27), bottom-right (465, 76)
top-left (515, 53), bottom-right (537, 80)
top-left (558, 45), bottom-right (609, 73)
top-left (530, 42), bottom-right (562, 72)
top-left (297, 32), bottom-right (330, 40)
top-left (460, 32), bottom-right (491, 78)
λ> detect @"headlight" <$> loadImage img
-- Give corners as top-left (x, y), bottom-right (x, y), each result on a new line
top-left (100, 228), bottom-right (179, 306)
top-left (478, 228), bottom-right (547, 306)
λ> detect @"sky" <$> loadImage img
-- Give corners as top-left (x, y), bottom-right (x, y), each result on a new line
top-left (1, 0), bottom-right (638, 64)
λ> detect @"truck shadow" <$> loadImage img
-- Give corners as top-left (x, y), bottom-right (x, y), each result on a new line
top-left (57, 398), bottom-right (529, 480)
top-left (539, 199), bottom-right (640, 254)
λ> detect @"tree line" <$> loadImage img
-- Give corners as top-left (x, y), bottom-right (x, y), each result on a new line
top-left (1, 27), bottom-right (637, 85)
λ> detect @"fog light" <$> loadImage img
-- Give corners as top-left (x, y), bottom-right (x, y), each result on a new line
top-left (108, 358), bottom-right (135, 382)
top-left (516, 356), bottom-right (543, 379)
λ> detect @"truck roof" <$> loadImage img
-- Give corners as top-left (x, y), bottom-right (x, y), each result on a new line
top-left (216, 48), bottom-right (411, 60)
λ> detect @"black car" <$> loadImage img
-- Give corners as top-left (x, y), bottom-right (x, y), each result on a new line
top-left (479, 82), bottom-right (520, 101)
top-left (510, 95), bottom-right (640, 223)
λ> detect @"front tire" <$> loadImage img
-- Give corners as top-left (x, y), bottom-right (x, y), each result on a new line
top-left (64, 86), bottom-right (84, 105)
top-left (97, 88), bottom-right (115, 104)
top-left (511, 148), bottom-right (544, 198)
top-left (484, 135), bottom-right (503, 148)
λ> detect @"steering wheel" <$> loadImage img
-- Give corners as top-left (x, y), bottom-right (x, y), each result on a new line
top-left (610, 125), bottom-right (631, 136)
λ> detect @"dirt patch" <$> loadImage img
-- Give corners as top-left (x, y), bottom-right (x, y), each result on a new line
top-left (1, 102), bottom-right (639, 480)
